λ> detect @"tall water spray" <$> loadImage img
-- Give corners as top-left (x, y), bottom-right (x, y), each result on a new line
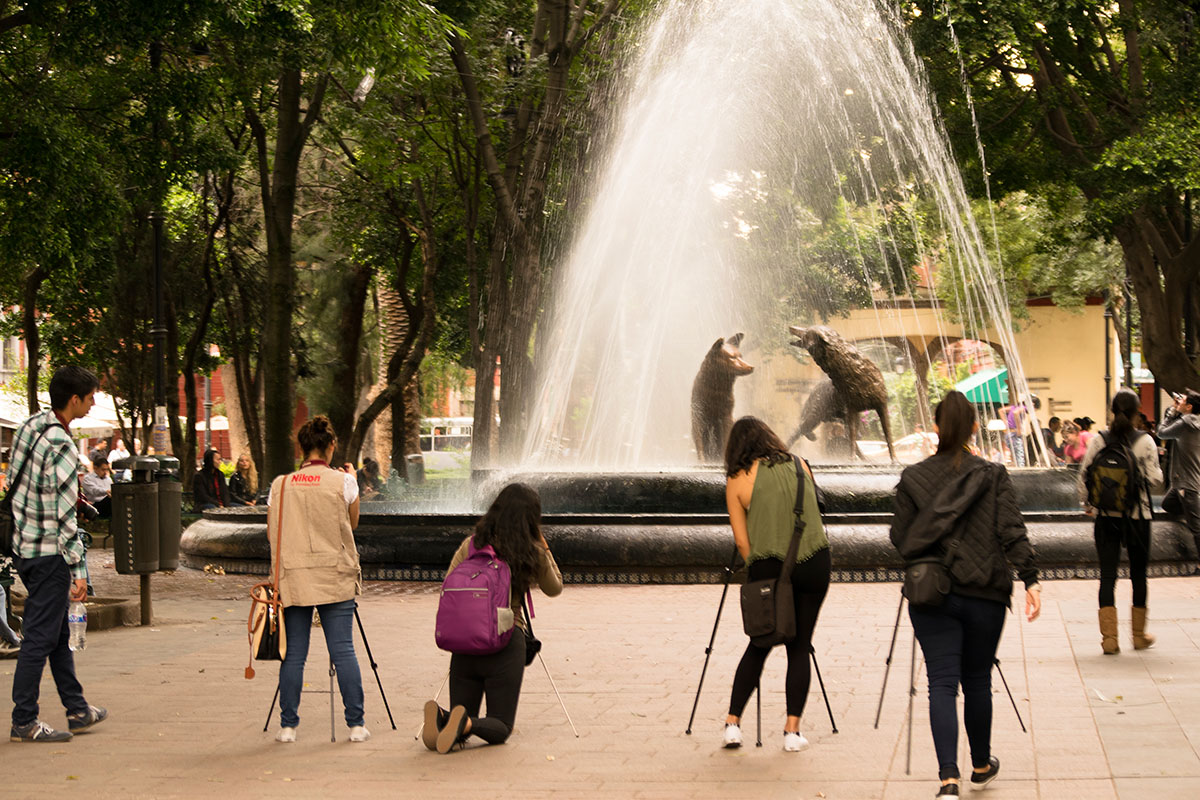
top-left (523, 0), bottom-right (1039, 469)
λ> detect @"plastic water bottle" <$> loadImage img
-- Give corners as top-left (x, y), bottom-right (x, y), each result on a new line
top-left (68, 601), bottom-right (87, 652)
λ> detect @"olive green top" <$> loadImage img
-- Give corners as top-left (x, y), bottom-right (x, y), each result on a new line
top-left (746, 458), bottom-right (828, 567)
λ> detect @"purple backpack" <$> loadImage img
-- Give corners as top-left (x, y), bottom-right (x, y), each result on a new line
top-left (435, 538), bottom-right (515, 655)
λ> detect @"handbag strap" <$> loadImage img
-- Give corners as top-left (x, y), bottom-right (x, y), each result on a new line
top-left (270, 476), bottom-right (287, 598)
top-left (777, 455), bottom-right (808, 585)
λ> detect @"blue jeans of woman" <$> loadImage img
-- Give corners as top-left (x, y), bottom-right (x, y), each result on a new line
top-left (279, 599), bottom-right (364, 728)
top-left (909, 592), bottom-right (1006, 781)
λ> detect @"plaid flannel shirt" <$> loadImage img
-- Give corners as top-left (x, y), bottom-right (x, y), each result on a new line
top-left (6, 409), bottom-right (88, 581)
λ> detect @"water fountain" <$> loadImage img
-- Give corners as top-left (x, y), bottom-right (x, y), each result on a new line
top-left (181, 0), bottom-right (1192, 581)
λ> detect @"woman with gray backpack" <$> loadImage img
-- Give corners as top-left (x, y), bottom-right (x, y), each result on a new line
top-left (425, 483), bottom-right (563, 754)
top-left (1078, 388), bottom-right (1163, 654)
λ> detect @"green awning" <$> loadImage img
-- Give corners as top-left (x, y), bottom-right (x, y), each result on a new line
top-left (955, 367), bottom-right (1009, 404)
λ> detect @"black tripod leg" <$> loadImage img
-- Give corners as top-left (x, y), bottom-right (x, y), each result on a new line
top-left (994, 658), bottom-right (1026, 733)
top-left (810, 646), bottom-right (838, 734)
top-left (755, 679), bottom-right (762, 747)
top-left (355, 606), bottom-right (397, 730)
top-left (874, 591), bottom-right (905, 729)
top-left (329, 658), bottom-right (337, 742)
top-left (686, 547), bottom-right (740, 735)
top-left (263, 685), bottom-right (279, 732)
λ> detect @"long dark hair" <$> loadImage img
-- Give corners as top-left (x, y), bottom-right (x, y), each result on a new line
top-left (724, 416), bottom-right (791, 477)
top-left (474, 483), bottom-right (543, 595)
top-left (934, 391), bottom-right (976, 460)
top-left (1108, 388), bottom-right (1140, 443)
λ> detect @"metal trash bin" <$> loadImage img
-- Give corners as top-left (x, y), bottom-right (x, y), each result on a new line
top-left (111, 456), bottom-right (160, 575)
top-left (155, 456), bottom-right (181, 571)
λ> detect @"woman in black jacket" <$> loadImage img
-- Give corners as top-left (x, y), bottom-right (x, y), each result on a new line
top-left (192, 448), bottom-right (231, 511)
top-left (890, 391), bottom-right (1041, 799)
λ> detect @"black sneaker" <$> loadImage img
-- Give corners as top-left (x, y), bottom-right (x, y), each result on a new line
top-left (67, 705), bottom-right (108, 733)
top-left (422, 701), bottom-right (448, 751)
top-left (970, 756), bottom-right (1000, 788)
top-left (11, 720), bottom-right (73, 742)
top-left (935, 783), bottom-right (959, 798)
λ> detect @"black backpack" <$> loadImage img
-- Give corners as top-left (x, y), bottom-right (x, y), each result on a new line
top-left (1084, 431), bottom-right (1145, 515)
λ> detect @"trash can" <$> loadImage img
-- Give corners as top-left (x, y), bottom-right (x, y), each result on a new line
top-left (155, 456), bottom-right (181, 571)
top-left (405, 453), bottom-right (426, 486)
top-left (111, 456), bottom-right (160, 575)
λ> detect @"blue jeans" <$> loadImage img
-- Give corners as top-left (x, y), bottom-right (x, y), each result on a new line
top-left (279, 599), bottom-right (364, 728)
top-left (11, 556), bottom-right (88, 727)
top-left (1007, 433), bottom-right (1026, 467)
top-left (909, 592), bottom-right (1007, 781)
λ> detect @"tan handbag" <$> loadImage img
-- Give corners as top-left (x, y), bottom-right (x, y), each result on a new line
top-left (245, 478), bottom-right (287, 679)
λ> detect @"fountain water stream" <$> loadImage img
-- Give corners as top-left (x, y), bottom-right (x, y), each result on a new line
top-left (523, 0), bottom-right (1042, 469)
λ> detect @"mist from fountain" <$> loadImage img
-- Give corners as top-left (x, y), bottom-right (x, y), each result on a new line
top-left (521, 0), bottom-right (1043, 470)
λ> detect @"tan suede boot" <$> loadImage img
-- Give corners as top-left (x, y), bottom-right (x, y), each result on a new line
top-left (1131, 606), bottom-right (1156, 650)
top-left (1099, 607), bottom-right (1119, 654)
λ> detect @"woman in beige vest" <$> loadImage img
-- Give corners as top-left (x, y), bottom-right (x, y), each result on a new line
top-left (267, 416), bottom-right (366, 743)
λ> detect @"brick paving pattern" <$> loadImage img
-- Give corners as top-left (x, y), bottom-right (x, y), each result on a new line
top-left (2, 548), bottom-right (1199, 798)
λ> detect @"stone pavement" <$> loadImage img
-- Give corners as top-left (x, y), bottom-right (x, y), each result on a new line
top-left (4, 554), bottom-right (1200, 799)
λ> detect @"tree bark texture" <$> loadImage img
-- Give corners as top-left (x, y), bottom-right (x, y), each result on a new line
top-left (21, 266), bottom-right (45, 414)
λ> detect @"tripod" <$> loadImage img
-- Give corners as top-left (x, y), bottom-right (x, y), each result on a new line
top-left (686, 547), bottom-right (838, 743)
top-left (263, 605), bottom-right (396, 740)
top-left (873, 591), bottom-right (1025, 774)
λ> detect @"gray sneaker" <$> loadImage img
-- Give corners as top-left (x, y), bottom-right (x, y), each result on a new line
top-left (67, 705), bottom-right (108, 733)
top-left (11, 720), bottom-right (73, 742)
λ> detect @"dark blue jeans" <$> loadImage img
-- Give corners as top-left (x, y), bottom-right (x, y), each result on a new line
top-left (909, 592), bottom-right (1006, 781)
top-left (11, 555), bottom-right (88, 727)
top-left (279, 599), bottom-right (364, 729)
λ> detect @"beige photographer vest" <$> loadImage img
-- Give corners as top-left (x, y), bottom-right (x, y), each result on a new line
top-left (268, 465), bottom-right (361, 607)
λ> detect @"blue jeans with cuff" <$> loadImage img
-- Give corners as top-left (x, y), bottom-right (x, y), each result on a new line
top-left (278, 598), bottom-right (364, 729)
top-left (11, 555), bottom-right (88, 727)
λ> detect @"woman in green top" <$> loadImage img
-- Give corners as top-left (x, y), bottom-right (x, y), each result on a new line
top-left (722, 417), bottom-right (830, 752)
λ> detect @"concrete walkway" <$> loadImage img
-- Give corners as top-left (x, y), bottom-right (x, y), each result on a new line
top-left (4, 558), bottom-right (1200, 799)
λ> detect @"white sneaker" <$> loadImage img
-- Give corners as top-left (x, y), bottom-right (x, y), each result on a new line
top-left (275, 727), bottom-right (297, 743)
top-left (783, 731), bottom-right (809, 752)
top-left (723, 723), bottom-right (743, 749)
top-left (348, 725), bottom-right (371, 743)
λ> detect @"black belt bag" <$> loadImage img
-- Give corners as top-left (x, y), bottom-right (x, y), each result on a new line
top-left (740, 455), bottom-right (808, 648)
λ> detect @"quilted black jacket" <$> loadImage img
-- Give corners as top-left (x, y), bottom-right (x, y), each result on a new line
top-left (890, 453), bottom-right (1039, 606)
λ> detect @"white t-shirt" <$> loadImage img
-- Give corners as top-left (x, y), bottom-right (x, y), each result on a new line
top-left (267, 470), bottom-right (358, 507)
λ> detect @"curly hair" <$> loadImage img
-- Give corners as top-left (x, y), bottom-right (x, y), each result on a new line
top-left (724, 416), bottom-right (791, 477)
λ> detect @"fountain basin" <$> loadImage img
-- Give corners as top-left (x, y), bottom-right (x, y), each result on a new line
top-left (179, 468), bottom-right (1196, 583)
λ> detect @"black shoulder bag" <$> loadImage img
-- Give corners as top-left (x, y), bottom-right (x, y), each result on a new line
top-left (739, 455), bottom-right (808, 648)
top-left (901, 463), bottom-right (992, 609)
top-left (520, 592), bottom-right (541, 666)
top-left (1, 424), bottom-right (56, 560)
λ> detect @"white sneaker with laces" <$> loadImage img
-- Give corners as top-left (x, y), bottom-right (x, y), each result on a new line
top-left (348, 726), bottom-right (371, 743)
top-left (275, 727), bottom-right (297, 743)
top-left (723, 723), bottom-right (743, 749)
top-left (783, 731), bottom-right (809, 752)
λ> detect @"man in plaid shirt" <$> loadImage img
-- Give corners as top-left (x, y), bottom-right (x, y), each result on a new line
top-left (8, 365), bottom-right (107, 742)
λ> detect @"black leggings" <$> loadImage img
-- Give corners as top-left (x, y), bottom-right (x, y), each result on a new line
top-left (1094, 516), bottom-right (1150, 608)
top-left (449, 627), bottom-right (526, 744)
top-left (729, 548), bottom-right (831, 719)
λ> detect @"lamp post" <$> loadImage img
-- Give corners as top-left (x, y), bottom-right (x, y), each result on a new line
top-left (1123, 277), bottom-right (1134, 388)
top-left (1103, 290), bottom-right (1112, 410)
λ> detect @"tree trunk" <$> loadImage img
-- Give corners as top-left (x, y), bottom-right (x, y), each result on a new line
top-left (253, 69), bottom-right (329, 482)
top-left (328, 262), bottom-right (373, 465)
top-left (1113, 214), bottom-right (1200, 393)
top-left (22, 266), bottom-right (46, 413)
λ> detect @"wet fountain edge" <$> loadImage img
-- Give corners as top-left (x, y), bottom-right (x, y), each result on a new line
top-left (179, 468), bottom-right (1197, 583)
